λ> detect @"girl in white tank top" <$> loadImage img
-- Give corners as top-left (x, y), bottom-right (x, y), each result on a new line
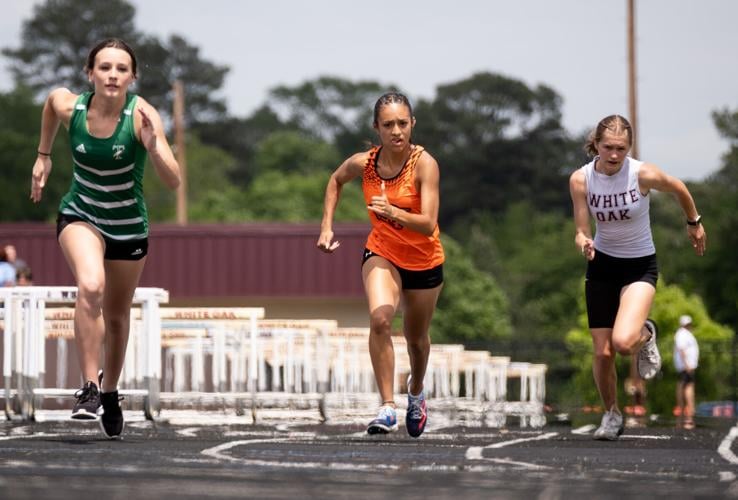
top-left (569, 115), bottom-right (706, 441)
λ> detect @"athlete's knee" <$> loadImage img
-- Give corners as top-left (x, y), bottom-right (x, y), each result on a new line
top-left (611, 335), bottom-right (638, 354)
top-left (593, 351), bottom-right (615, 366)
top-left (405, 333), bottom-right (430, 352)
top-left (369, 310), bottom-right (393, 336)
top-left (105, 314), bottom-right (130, 336)
top-left (76, 277), bottom-right (104, 310)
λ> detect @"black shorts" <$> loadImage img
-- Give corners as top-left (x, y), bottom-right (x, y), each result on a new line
top-left (56, 213), bottom-right (148, 261)
top-left (678, 371), bottom-right (696, 384)
top-left (362, 248), bottom-right (443, 290)
top-left (585, 250), bottom-right (658, 328)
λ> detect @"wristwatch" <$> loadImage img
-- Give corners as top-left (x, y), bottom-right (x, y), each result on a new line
top-left (686, 215), bottom-right (702, 226)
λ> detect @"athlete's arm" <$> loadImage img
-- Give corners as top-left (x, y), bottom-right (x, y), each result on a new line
top-left (30, 88), bottom-right (77, 203)
top-left (378, 151), bottom-right (439, 236)
top-left (569, 168), bottom-right (595, 260)
top-left (317, 153), bottom-right (365, 253)
top-left (134, 97), bottom-right (181, 190)
top-left (639, 163), bottom-right (705, 256)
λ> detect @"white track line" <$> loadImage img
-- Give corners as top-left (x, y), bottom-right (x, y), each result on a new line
top-left (0, 432), bottom-right (66, 441)
top-left (571, 424), bottom-right (596, 435)
top-left (484, 432), bottom-right (558, 449)
top-left (465, 431), bottom-right (558, 471)
top-left (718, 424), bottom-right (738, 465)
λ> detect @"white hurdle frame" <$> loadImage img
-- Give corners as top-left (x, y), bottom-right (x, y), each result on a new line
top-left (1, 286), bottom-right (169, 421)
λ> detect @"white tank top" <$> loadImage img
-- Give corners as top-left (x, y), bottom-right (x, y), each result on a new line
top-left (582, 156), bottom-right (655, 258)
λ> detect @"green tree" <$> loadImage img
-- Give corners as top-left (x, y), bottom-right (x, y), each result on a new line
top-left (252, 131), bottom-right (342, 177)
top-left (242, 170), bottom-right (366, 222)
top-left (2, 0), bottom-right (229, 124)
top-left (269, 77), bottom-right (391, 157)
top-left (2, 0), bottom-right (139, 95)
top-left (192, 106), bottom-right (289, 185)
top-left (136, 34), bottom-right (229, 124)
top-left (0, 87), bottom-right (71, 221)
top-left (144, 134), bottom-right (239, 222)
top-left (412, 72), bottom-right (581, 227)
top-left (431, 235), bottom-right (512, 343)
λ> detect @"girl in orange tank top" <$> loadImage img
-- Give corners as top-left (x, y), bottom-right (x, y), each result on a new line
top-left (318, 92), bottom-right (443, 438)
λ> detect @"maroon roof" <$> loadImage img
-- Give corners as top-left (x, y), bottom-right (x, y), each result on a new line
top-left (0, 223), bottom-right (370, 299)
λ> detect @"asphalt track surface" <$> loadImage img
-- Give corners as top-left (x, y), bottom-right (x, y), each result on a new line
top-left (1, 410), bottom-right (738, 499)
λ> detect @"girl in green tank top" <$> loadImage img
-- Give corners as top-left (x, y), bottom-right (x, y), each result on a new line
top-left (30, 38), bottom-right (180, 439)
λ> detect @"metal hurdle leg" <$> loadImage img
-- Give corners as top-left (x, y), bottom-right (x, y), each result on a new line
top-left (141, 297), bottom-right (162, 420)
top-left (3, 292), bottom-right (17, 419)
top-left (316, 325), bottom-right (329, 421)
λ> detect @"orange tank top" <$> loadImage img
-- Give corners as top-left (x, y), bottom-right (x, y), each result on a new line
top-left (363, 145), bottom-right (445, 270)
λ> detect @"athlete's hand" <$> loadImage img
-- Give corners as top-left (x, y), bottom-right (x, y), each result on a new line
top-left (138, 107), bottom-right (157, 152)
top-left (30, 155), bottom-right (52, 203)
top-left (317, 229), bottom-right (340, 253)
top-left (580, 239), bottom-right (595, 261)
top-left (687, 224), bottom-right (706, 256)
top-left (367, 181), bottom-right (394, 219)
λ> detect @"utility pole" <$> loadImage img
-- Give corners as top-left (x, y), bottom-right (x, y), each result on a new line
top-left (627, 0), bottom-right (639, 159)
top-left (173, 80), bottom-right (188, 225)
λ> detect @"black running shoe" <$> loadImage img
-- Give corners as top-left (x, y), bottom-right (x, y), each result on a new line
top-left (71, 381), bottom-right (100, 420)
top-left (99, 390), bottom-right (125, 439)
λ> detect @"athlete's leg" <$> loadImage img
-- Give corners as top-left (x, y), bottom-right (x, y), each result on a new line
top-left (610, 282), bottom-right (656, 354)
top-left (684, 381), bottom-right (696, 427)
top-left (100, 258), bottom-right (146, 392)
top-left (362, 257), bottom-right (402, 405)
top-left (58, 222), bottom-right (106, 383)
top-left (676, 379), bottom-right (686, 419)
top-left (591, 328), bottom-right (617, 410)
top-left (401, 285), bottom-right (443, 396)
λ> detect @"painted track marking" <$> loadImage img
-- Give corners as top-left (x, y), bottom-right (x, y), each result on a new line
top-left (718, 425), bottom-right (738, 465)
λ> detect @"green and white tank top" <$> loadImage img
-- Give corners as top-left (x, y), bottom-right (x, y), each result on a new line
top-left (59, 92), bottom-right (149, 241)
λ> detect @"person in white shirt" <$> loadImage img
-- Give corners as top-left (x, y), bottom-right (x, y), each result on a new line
top-left (674, 315), bottom-right (699, 429)
top-left (569, 115), bottom-right (706, 440)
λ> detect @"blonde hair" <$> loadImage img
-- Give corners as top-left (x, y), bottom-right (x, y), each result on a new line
top-left (584, 115), bottom-right (633, 157)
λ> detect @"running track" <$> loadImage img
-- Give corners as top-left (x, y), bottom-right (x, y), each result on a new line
top-left (1, 411), bottom-right (737, 499)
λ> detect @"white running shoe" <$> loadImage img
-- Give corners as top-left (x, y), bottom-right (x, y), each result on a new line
top-left (637, 319), bottom-right (662, 379)
top-left (593, 409), bottom-right (624, 440)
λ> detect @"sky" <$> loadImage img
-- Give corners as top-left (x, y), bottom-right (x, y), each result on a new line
top-left (2, 0), bottom-right (737, 181)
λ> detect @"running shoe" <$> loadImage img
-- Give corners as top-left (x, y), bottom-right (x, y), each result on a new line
top-left (71, 381), bottom-right (100, 420)
top-left (593, 409), bottom-right (624, 440)
top-left (638, 319), bottom-right (662, 379)
top-left (97, 369), bottom-right (125, 439)
top-left (406, 377), bottom-right (428, 438)
top-left (367, 405), bottom-right (398, 435)
top-left (98, 390), bottom-right (125, 439)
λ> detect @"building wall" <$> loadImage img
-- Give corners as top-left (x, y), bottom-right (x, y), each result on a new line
top-left (0, 222), bottom-right (371, 327)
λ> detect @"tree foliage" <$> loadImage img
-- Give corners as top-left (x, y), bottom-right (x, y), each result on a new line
top-left (0, 87), bottom-right (71, 221)
top-left (413, 72), bottom-right (582, 227)
top-left (431, 235), bottom-right (512, 343)
top-left (2, 0), bottom-right (228, 125)
top-left (269, 77), bottom-right (391, 157)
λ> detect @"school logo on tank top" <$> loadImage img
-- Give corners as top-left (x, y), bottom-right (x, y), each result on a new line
top-left (112, 144), bottom-right (126, 160)
top-left (588, 190), bottom-right (639, 222)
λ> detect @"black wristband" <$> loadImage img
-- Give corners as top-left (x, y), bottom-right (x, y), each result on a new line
top-left (37, 150), bottom-right (51, 156)
top-left (686, 215), bottom-right (702, 226)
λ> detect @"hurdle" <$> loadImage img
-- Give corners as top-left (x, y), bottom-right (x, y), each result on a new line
top-left (0, 286), bottom-right (169, 421)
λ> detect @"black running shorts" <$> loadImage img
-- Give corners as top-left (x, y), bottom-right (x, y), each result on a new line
top-left (362, 248), bottom-right (443, 290)
top-left (584, 250), bottom-right (658, 328)
top-left (56, 213), bottom-right (148, 261)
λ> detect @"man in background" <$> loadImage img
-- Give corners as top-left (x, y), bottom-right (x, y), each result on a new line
top-left (674, 315), bottom-right (699, 429)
